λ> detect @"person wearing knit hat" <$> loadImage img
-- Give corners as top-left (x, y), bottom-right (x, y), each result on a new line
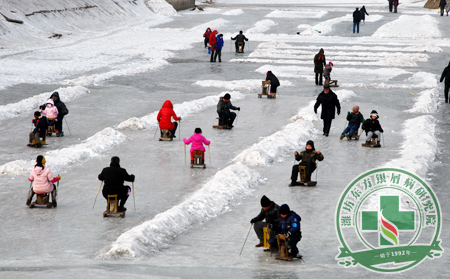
top-left (340, 105), bottom-right (364, 140)
top-left (268, 204), bottom-right (302, 259)
top-left (28, 111), bottom-right (48, 148)
top-left (216, 94), bottom-right (240, 128)
top-left (290, 140), bottom-right (324, 186)
top-left (314, 82), bottom-right (341, 137)
top-left (183, 128), bottom-right (211, 167)
top-left (98, 156), bottom-right (135, 212)
top-left (361, 110), bottom-right (384, 147)
top-left (27, 155), bottom-right (61, 207)
top-left (250, 195), bottom-right (281, 248)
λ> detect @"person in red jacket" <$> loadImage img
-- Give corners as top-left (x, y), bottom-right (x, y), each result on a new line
top-left (157, 100), bottom-right (181, 139)
top-left (209, 30), bottom-right (218, 62)
top-left (203, 27), bottom-right (212, 49)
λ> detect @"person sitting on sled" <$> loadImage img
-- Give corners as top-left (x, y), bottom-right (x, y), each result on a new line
top-left (290, 140), bottom-right (324, 186)
top-left (157, 100), bottom-right (181, 139)
top-left (183, 128), bottom-right (211, 165)
top-left (323, 62), bottom-right (333, 84)
top-left (27, 155), bottom-right (61, 207)
top-left (362, 110), bottom-right (384, 147)
top-left (40, 98), bottom-right (59, 122)
top-left (217, 93), bottom-right (240, 128)
top-left (250, 195), bottom-right (281, 248)
top-left (98, 156), bottom-right (135, 212)
top-left (265, 71), bottom-right (280, 94)
top-left (28, 111), bottom-right (48, 148)
top-left (340, 105), bottom-right (364, 140)
top-left (268, 204), bottom-right (302, 259)
top-left (231, 30), bottom-right (248, 52)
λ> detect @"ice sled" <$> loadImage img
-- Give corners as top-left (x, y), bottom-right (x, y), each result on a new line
top-left (213, 118), bottom-right (233, 130)
top-left (28, 133), bottom-right (47, 148)
top-left (191, 150), bottom-right (206, 168)
top-left (274, 234), bottom-right (292, 261)
top-left (103, 195), bottom-right (125, 218)
top-left (159, 129), bottom-right (173, 141)
top-left (258, 81), bottom-right (276, 99)
top-left (329, 80), bottom-right (339, 87)
top-left (361, 134), bottom-right (381, 148)
top-left (46, 118), bottom-right (56, 136)
top-left (263, 227), bottom-right (271, 250)
top-left (28, 184), bottom-right (57, 209)
top-left (342, 130), bottom-right (359, 141)
top-left (237, 42), bottom-right (244, 53)
top-left (290, 165), bottom-right (317, 187)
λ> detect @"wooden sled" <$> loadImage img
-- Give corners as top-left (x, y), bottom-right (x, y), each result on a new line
top-left (103, 195), bottom-right (125, 218)
top-left (258, 81), bottom-right (276, 99)
top-left (263, 227), bottom-right (271, 249)
top-left (329, 80), bottom-right (339, 87)
top-left (191, 150), bottom-right (206, 168)
top-left (290, 165), bottom-right (317, 187)
top-left (46, 118), bottom-right (56, 136)
top-left (362, 137), bottom-right (381, 148)
top-left (237, 42), bottom-right (244, 53)
top-left (275, 234), bottom-right (292, 261)
top-left (159, 129), bottom-right (173, 141)
top-left (29, 193), bottom-right (52, 208)
top-left (213, 117), bottom-right (233, 130)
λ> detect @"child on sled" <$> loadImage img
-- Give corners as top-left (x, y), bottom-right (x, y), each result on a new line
top-left (362, 110), bottom-right (384, 147)
top-left (340, 105), bottom-right (364, 140)
top-left (183, 128), bottom-right (211, 165)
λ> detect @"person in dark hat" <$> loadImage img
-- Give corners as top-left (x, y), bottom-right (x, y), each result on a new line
top-left (231, 30), bottom-right (248, 52)
top-left (98, 156), bottom-right (135, 212)
top-left (314, 83), bottom-right (341, 137)
top-left (28, 111), bottom-right (48, 148)
top-left (361, 110), bottom-right (384, 147)
top-left (268, 204), bottom-right (302, 259)
top-left (216, 93), bottom-right (240, 128)
top-left (290, 140), bottom-right (324, 186)
top-left (250, 195), bottom-right (281, 248)
top-left (39, 92), bottom-right (69, 137)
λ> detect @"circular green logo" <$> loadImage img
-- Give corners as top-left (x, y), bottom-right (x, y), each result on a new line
top-left (335, 168), bottom-right (443, 273)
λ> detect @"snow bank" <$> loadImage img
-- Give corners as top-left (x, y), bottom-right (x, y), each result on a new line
top-left (383, 115), bottom-right (437, 178)
top-left (246, 20), bottom-right (277, 34)
top-left (373, 15), bottom-right (441, 39)
top-left (0, 128), bottom-right (126, 175)
top-left (117, 92), bottom-right (245, 130)
top-left (233, 90), bottom-right (356, 166)
top-left (223, 9), bottom-right (244, 16)
top-left (193, 79), bottom-right (293, 91)
top-left (405, 88), bottom-right (439, 114)
top-left (0, 86), bottom-right (89, 121)
top-left (145, 0), bottom-right (178, 17)
top-left (301, 15), bottom-right (350, 36)
top-left (102, 162), bottom-right (263, 258)
top-left (266, 10), bottom-right (327, 19)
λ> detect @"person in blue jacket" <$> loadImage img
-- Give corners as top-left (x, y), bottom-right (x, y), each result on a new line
top-left (214, 34), bottom-right (224, 62)
top-left (268, 204), bottom-right (302, 259)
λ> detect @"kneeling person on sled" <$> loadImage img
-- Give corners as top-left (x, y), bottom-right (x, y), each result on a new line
top-left (183, 128), bottom-right (211, 165)
top-left (28, 111), bottom-right (48, 148)
top-left (290, 140), bottom-right (324, 186)
top-left (265, 71), bottom-right (280, 94)
top-left (340, 105), bottom-right (364, 140)
top-left (268, 204), bottom-right (302, 259)
top-left (217, 93), bottom-right (240, 128)
top-left (362, 110), bottom-right (384, 147)
top-left (27, 155), bottom-right (61, 207)
top-left (250, 195), bottom-right (281, 248)
top-left (98, 156), bottom-right (135, 212)
top-left (157, 100), bottom-right (181, 139)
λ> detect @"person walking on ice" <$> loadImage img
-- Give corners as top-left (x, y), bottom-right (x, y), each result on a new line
top-left (183, 128), bottom-right (211, 166)
top-left (361, 110), bottom-right (384, 147)
top-left (314, 48), bottom-right (326, 86)
top-left (440, 61), bottom-right (450, 103)
top-left (314, 83), bottom-right (341, 137)
top-left (340, 105), bottom-right (364, 140)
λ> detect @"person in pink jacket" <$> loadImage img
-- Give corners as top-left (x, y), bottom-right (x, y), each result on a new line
top-left (26, 155), bottom-right (61, 207)
top-left (41, 99), bottom-right (59, 120)
top-left (183, 128), bottom-right (211, 164)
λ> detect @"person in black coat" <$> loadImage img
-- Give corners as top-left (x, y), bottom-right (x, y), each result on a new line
top-left (265, 71), bottom-right (280, 93)
top-left (360, 6), bottom-right (369, 22)
top-left (353, 8), bottom-right (362, 33)
top-left (440, 61), bottom-right (450, 103)
top-left (231, 31), bottom-right (248, 52)
top-left (388, 0), bottom-right (394, 12)
top-left (40, 91), bottom-right (69, 137)
top-left (98, 156), bottom-right (135, 212)
top-left (250, 195), bottom-right (281, 248)
top-left (314, 83), bottom-right (341, 137)
top-left (28, 111), bottom-right (48, 148)
top-left (362, 110), bottom-right (384, 147)
top-left (314, 48), bottom-right (326, 85)
top-left (217, 93), bottom-right (240, 127)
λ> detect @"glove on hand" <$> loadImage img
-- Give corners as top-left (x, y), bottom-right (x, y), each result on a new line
top-left (130, 174), bottom-right (135, 182)
top-left (284, 231), bottom-right (292, 239)
top-left (237, 107), bottom-right (241, 111)
top-left (337, 110), bottom-right (341, 115)
top-left (250, 218), bottom-right (256, 224)
top-left (57, 175), bottom-right (61, 180)
top-left (314, 108), bottom-right (317, 114)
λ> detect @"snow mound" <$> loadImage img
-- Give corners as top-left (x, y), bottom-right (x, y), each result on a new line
top-left (102, 162), bottom-right (263, 258)
top-left (383, 115), bottom-right (437, 178)
top-left (0, 86), bottom-right (90, 121)
top-left (223, 9), bottom-right (244, 16)
top-left (191, 18), bottom-right (229, 32)
top-left (247, 19), bottom-right (277, 34)
top-left (194, 79), bottom-right (293, 91)
top-left (404, 43), bottom-right (443, 53)
top-left (234, 90), bottom-right (356, 166)
top-left (405, 88), bottom-right (439, 114)
top-left (117, 92), bottom-right (245, 130)
top-left (301, 15), bottom-right (350, 36)
top-left (0, 127), bottom-right (126, 175)
top-left (405, 72), bottom-right (437, 89)
top-left (266, 10), bottom-right (327, 19)
top-left (373, 15), bottom-right (440, 39)
top-left (145, 0), bottom-right (178, 17)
